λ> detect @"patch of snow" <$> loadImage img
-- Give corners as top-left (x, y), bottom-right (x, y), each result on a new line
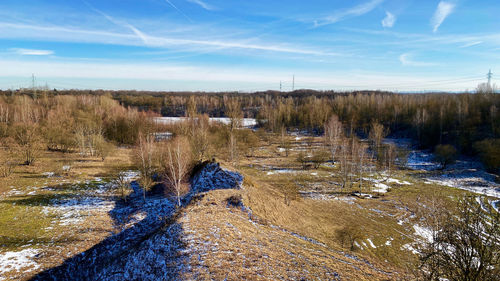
top-left (43, 172), bottom-right (55, 178)
top-left (490, 200), bottom-right (500, 213)
top-left (401, 243), bottom-right (419, 255)
top-left (413, 225), bottom-right (434, 243)
top-left (386, 178), bottom-right (411, 185)
top-left (153, 117), bottom-right (257, 128)
top-left (0, 249), bottom-right (40, 276)
top-left (310, 172), bottom-right (318, 176)
top-left (372, 183), bottom-right (390, 193)
top-left (366, 238), bottom-right (377, 248)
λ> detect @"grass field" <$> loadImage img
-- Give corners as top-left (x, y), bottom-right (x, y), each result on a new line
top-left (0, 131), bottom-right (496, 280)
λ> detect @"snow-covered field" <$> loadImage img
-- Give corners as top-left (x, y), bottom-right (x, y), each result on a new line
top-left (153, 117), bottom-right (257, 128)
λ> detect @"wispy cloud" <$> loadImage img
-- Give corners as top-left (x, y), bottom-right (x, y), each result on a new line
top-left (381, 11), bottom-right (396, 28)
top-left (187, 0), bottom-right (215, 11)
top-left (10, 48), bottom-right (54, 55)
top-left (431, 1), bottom-right (455, 33)
top-left (399, 53), bottom-right (436, 66)
top-left (315, 0), bottom-right (384, 26)
top-left (460, 41), bottom-right (482, 48)
top-left (0, 22), bottom-right (339, 57)
top-left (164, 0), bottom-right (193, 22)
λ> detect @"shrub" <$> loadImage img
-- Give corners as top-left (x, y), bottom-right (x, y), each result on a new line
top-left (474, 139), bottom-right (500, 174)
top-left (434, 144), bottom-right (457, 169)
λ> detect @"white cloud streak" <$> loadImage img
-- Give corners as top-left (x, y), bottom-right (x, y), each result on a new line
top-left (460, 41), bottom-right (482, 48)
top-left (381, 11), bottom-right (396, 28)
top-left (399, 53), bottom-right (436, 67)
top-left (0, 22), bottom-right (339, 56)
top-left (164, 0), bottom-right (193, 22)
top-left (187, 0), bottom-right (215, 11)
top-left (315, 0), bottom-right (384, 26)
top-left (10, 48), bottom-right (54, 56)
top-left (431, 1), bottom-right (455, 33)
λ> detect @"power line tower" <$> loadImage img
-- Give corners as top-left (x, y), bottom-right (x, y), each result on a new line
top-left (280, 81), bottom-right (282, 91)
top-left (487, 69), bottom-right (492, 87)
top-left (292, 75), bottom-right (295, 91)
top-left (31, 73), bottom-right (37, 99)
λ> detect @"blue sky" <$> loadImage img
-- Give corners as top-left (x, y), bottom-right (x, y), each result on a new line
top-left (0, 0), bottom-right (498, 91)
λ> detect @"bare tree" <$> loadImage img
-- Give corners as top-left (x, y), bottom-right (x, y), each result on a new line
top-left (280, 126), bottom-right (292, 157)
top-left (324, 115), bottom-right (343, 163)
top-left (13, 123), bottom-right (41, 165)
top-left (162, 136), bottom-right (192, 206)
top-left (352, 140), bottom-right (368, 192)
top-left (418, 196), bottom-right (500, 281)
top-left (134, 132), bottom-right (156, 200)
top-left (369, 122), bottom-right (388, 150)
top-left (338, 138), bottom-right (352, 191)
top-left (225, 97), bottom-right (242, 164)
top-left (113, 171), bottom-right (131, 202)
top-left (191, 114), bottom-right (210, 161)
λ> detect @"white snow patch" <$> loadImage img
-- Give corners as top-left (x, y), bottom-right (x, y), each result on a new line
top-left (0, 249), bottom-right (40, 276)
top-left (401, 243), bottom-right (419, 255)
top-left (153, 117), bottom-right (257, 128)
top-left (372, 183), bottom-right (390, 193)
top-left (386, 178), bottom-right (411, 185)
top-left (366, 238), bottom-right (377, 248)
top-left (413, 225), bottom-right (434, 243)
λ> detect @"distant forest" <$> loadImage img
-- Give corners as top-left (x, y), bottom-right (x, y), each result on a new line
top-left (1, 89), bottom-right (499, 173)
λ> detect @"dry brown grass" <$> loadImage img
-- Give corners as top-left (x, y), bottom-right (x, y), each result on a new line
top-left (178, 188), bottom-right (398, 280)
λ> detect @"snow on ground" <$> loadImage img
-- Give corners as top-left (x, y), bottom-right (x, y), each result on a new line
top-left (424, 174), bottom-right (500, 198)
top-left (42, 182), bottom-right (115, 227)
top-left (387, 138), bottom-right (500, 199)
top-left (490, 200), bottom-right (500, 213)
top-left (0, 249), bottom-right (40, 280)
top-left (153, 117), bottom-right (257, 128)
top-left (266, 169), bottom-right (297, 175)
top-left (190, 163), bottom-right (243, 195)
top-left (412, 225), bottom-right (434, 243)
top-left (372, 183), bottom-right (390, 193)
top-left (366, 239), bottom-right (377, 248)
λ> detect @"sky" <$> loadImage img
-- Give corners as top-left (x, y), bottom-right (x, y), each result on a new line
top-left (0, 0), bottom-right (499, 92)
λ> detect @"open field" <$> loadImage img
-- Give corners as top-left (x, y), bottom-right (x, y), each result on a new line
top-left (0, 128), bottom-right (498, 280)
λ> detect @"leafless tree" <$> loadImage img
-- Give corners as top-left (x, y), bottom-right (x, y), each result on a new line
top-left (134, 132), bottom-right (156, 200)
top-left (338, 138), bottom-right (352, 191)
top-left (13, 123), bottom-right (41, 165)
top-left (324, 115), bottom-right (343, 163)
top-left (162, 136), bottom-right (192, 206)
top-left (352, 140), bottom-right (368, 192)
top-left (418, 196), bottom-right (500, 281)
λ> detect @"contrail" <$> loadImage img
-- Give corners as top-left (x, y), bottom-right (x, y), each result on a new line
top-left (82, 0), bottom-right (149, 44)
top-left (164, 0), bottom-right (193, 22)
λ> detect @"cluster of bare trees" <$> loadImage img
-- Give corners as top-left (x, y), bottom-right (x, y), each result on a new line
top-left (134, 132), bottom-right (193, 205)
top-left (0, 94), bottom-right (157, 179)
top-left (323, 115), bottom-right (371, 191)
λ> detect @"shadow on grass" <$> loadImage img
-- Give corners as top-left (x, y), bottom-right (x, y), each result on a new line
top-left (29, 180), bottom-right (182, 281)
top-left (0, 235), bottom-right (82, 249)
top-left (0, 193), bottom-right (75, 207)
top-left (30, 161), bottom-right (243, 280)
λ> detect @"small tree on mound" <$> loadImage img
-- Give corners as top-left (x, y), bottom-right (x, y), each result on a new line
top-left (162, 136), bottom-right (192, 206)
top-left (434, 144), bottom-right (457, 169)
